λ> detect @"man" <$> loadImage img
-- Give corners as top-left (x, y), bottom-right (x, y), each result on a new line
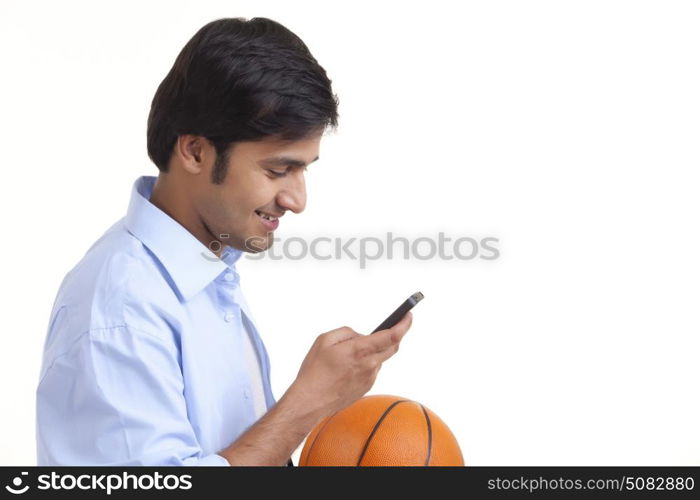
top-left (36, 17), bottom-right (412, 466)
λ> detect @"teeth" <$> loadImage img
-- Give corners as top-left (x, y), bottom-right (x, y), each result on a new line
top-left (256, 211), bottom-right (277, 221)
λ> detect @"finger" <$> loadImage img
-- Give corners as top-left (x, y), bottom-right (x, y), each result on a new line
top-left (368, 314), bottom-right (412, 363)
top-left (369, 342), bottom-right (399, 364)
top-left (357, 311), bottom-right (413, 353)
top-left (384, 310), bottom-right (412, 340)
top-left (392, 310), bottom-right (412, 336)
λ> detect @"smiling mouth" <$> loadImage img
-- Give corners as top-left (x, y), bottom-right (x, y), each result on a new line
top-left (255, 210), bottom-right (282, 221)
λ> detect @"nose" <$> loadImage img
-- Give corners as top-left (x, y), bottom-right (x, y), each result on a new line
top-left (276, 171), bottom-right (307, 214)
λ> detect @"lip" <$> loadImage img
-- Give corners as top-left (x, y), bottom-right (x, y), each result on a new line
top-left (255, 210), bottom-right (280, 231)
top-left (256, 210), bottom-right (284, 218)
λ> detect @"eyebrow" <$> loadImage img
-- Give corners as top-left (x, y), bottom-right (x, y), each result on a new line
top-left (258, 155), bottom-right (320, 168)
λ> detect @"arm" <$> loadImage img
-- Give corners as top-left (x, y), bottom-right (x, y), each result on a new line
top-left (218, 311), bottom-right (413, 466)
top-left (37, 313), bottom-right (411, 466)
top-left (217, 384), bottom-right (323, 466)
top-left (36, 325), bottom-right (230, 466)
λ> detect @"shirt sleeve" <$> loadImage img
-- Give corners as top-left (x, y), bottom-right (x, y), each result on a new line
top-left (36, 325), bottom-right (230, 466)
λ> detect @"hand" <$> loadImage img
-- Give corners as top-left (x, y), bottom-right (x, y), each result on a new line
top-left (289, 311), bottom-right (413, 419)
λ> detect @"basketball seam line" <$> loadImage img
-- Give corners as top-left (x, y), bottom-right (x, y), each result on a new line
top-left (420, 404), bottom-right (433, 466)
top-left (356, 400), bottom-right (410, 466)
top-left (303, 414), bottom-right (336, 465)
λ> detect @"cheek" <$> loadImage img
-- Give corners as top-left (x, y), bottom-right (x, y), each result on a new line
top-left (227, 196), bottom-right (263, 227)
top-left (199, 191), bottom-right (240, 228)
top-left (233, 172), bottom-right (277, 212)
top-left (248, 187), bottom-right (279, 212)
top-left (205, 175), bottom-right (278, 227)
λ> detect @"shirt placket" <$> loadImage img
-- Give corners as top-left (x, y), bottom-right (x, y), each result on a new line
top-left (217, 270), bottom-right (255, 403)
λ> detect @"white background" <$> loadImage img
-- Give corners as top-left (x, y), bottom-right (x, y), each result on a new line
top-left (1, 0), bottom-right (699, 465)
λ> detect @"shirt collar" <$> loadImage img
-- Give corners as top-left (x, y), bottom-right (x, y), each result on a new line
top-left (124, 175), bottom-right (243, 301)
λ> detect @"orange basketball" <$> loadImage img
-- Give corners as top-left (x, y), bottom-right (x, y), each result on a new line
top-left (299, 394), bottom-right (464, 466)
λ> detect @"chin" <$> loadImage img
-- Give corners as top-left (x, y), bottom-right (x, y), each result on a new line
top-left (243, 231), bottom-right (274, 253)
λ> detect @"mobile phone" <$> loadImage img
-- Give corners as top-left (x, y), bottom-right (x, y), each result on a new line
top-left (371, 291), bottom-right (424, 334)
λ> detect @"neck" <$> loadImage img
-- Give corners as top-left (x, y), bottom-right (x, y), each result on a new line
top-left (149, 174), bottom-right (224, 257)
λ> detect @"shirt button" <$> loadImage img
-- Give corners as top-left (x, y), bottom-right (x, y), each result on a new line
top-left (224, 312), bottom-right (236, 322)
top-left (224, 272), bottom-right (235, 281)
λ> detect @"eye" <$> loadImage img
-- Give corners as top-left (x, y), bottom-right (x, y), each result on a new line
top-left (268, 169), bottom-right (287, 178)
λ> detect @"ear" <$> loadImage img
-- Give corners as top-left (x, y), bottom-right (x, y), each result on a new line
top-left (175, 135), bottom-right (209, 175)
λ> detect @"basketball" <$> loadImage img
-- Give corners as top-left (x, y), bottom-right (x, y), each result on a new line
top-left (299, 394), bottom-right (464, 466)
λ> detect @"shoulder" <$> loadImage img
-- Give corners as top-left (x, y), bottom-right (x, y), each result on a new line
top-left (43, 220), bottom-right (183, 364)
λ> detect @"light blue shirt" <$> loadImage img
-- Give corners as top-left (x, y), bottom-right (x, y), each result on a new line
top-left (36, 176), bottom-right (277, 466)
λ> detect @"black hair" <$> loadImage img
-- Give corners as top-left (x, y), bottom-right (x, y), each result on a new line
top-left (146, 17), bottom-right (339, 184)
